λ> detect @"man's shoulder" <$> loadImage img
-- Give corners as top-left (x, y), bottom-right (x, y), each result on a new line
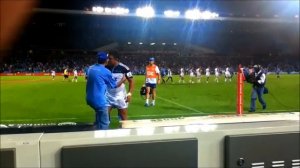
top-left (118, 63), bottom-right (130, 71)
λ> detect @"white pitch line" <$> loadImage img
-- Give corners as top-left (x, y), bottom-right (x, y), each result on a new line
top-left (1, 118), bottom-right (77, 122)
top-left (156, 96), bottom-right (205, 114)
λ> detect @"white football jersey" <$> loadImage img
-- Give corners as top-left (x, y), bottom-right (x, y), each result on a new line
top-left (206, 68), bottom-right (210, 76)
top-left (73, 70), bottom-right (78, 76)
top-left (189, 69), bottom-right (194, 76)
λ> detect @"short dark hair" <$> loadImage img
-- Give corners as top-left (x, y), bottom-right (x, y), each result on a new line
top-left (108, 50), bottom-right (120, 61)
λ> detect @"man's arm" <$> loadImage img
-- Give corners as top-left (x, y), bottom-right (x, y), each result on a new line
top-left (106, 73), bottom-right (117, 89)
top-left (156, 66), bottom-right (161, 84)
top-left (126, 77), bottom-right (134, 102)
top-left (257, 73), bottom-right (266, 84)
top-left (124, 68), bottom-right (134, 102)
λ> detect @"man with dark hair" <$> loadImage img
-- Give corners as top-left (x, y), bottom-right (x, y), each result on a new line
top-left (106, 50), bottom-right (134, 121)
top-left (249, 65), bottom-right (267, 112)
top-left (86, 51), bottom-right (125, 129)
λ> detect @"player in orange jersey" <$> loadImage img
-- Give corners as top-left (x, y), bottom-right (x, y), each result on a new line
top-left (145, 57), bottom-right (161, 107)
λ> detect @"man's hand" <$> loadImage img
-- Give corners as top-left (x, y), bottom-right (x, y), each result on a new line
top-left (157, 78), bottom-right (161, 84)
top-left (126, 92), bottom-right (132, 103)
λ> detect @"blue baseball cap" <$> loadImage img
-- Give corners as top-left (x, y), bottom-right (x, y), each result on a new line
top-left (149, 57), bottom-right (155, 61)
top-left (97, 51), bottom-right (108, 62)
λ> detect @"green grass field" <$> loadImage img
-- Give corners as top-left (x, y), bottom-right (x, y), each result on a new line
top-left (1, 74), bottom-right (299, 128)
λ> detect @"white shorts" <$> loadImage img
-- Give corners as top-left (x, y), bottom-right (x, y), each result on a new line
top-left (215, 73), bottom-right (219, 77)
top-left (206, 73), bottom-right (210, 77)
top-left (190, 74), bottom-right (194, 77)
top-left (106, 89), bottom-right (128, 109)
top-left (180, 73), bottom-right (184, 77)
top-left (225, 72), bottom-right (231, 78)
top-left (196, 73), bottom-right (201, 78)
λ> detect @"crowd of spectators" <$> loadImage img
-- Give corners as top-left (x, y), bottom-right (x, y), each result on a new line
top-left (1, 49), bottom-right (299, 75)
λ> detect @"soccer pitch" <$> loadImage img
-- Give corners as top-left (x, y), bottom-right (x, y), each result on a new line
top-left (1, 74), bottom-right (299, 128)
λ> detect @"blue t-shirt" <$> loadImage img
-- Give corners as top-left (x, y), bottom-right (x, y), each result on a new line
top-left (86, 64), bottom-right (117, 109)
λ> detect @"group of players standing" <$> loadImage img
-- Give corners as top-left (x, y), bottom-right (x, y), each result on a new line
top-left (161, 66), bottom-right (233, 84)
top-left (50, 68), bottom-right (79, 82)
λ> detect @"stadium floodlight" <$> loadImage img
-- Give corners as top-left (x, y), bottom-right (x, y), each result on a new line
top-left (136, 6), bottom-right (155, 18)
top-left (92, 6), bottom-right (129, 15)
top-left (185, 9), bottom-right (202, 20)
top-left (200, 10), bottom-right (219, 20)
top-left (104, 7), bottom-right (112, 13)
top-left (173, 43), bottom-right (177, 45)
top-left (164, 10), bottom-right (180, 18)
top-left (185, 9), bottom-right (219, 20)
top-left (150, 42), bottom-right (155, 45)
top-left (162, 43), bottom-right (166, 45)
top-left (111, 7), bottom-right (129, 15)
top-left (139, 42), bottom-right (143, 45)
top-left (92, 6), bottom-right (104, 13)
top-left (127, 42), bottom-right (131, 45)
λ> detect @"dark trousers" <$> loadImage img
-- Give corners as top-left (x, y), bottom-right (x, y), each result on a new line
top-left (250, 87), bottom-right (266, 111)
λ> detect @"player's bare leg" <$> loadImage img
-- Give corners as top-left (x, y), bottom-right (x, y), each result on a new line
top-left (215, 76), bottom-right (219, 83)
top-left (197, 76), bottom-right (201, 83)
top-left (118, 108), bottom-right (128, 120)
top-left (145, 87), bottom-right (151, 106)
top-left (151, 88), bottom-right (156, 106)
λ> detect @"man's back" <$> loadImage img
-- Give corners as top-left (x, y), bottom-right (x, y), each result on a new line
top-left (86, 64), bottom-right (116, 108)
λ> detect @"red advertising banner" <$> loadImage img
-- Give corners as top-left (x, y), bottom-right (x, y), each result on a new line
top-left (0, 73), bottom-right (84, 76)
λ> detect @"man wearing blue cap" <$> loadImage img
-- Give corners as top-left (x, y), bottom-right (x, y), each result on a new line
top-left (145, 57), bottom-right (161, 107)
top-left (86, 51), bottom-right (125, 129)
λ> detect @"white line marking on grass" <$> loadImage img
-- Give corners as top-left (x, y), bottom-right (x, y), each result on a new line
top-left (156, 96), bottom-right (205, 114)
top-left (1, 118), bottom-right (77, 122)
top-left (129, 111), bottom-right (235, 118)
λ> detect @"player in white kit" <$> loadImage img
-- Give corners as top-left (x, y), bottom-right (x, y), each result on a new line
top-left (214, 67), bottom-right (220, 83)
top-left (205, 67), bottom-right (210, 83)
top-left (72, 69), bottom-right (78, 82)
top-left (51, 70), bottom-right (55, 80)
top-left (196, 67), bottom-right (201, 83)
top-left (166, 68), bottom-right (173, 83)
top-left (179, 68), bottom-right (185, 83)
top-left (189, 68), bottom-right (195, 83)
top-left (225, 67), bottom-right (232, 82)
top-left (107, 51), bottom-right (134, 120)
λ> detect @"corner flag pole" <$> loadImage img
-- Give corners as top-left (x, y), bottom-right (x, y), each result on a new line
top-left (236, 64), bottom-right (244, 116)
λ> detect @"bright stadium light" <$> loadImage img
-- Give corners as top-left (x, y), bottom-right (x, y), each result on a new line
top-left (164, 10), bottom-right (180, 18)
top-left (162, 43), bottom-right (166, 45)
top-left (185, 9), bottom-right (201, 20)
top-left (127, 42), bottom-right (131, 45)
top-left (185, 9), bottom-right (219, 20)
top-left (150, 42), bottom-right (155, 45)
top-left (139, 42), bottom-right (143, 45)
top-left (104, 7), bottom-right (112, 13)
top-left (92, 6), bottom-right (104, 13)
top-left (136, 6), bottom-right (155, 18)
top-left (173, 43), bottom-right (177, 45)
top-left (92, 6), bottom-right (129, 15)
top-left (111, 7), bottom-right (129, 15)
top-left (295, 14), bottom-right (299, 18)
top-left (200, 10), bottom-right (219, 20)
